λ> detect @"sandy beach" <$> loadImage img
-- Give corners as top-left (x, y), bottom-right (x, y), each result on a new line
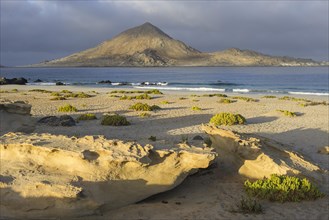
top-left (1, 84), bottom-right (328, 219)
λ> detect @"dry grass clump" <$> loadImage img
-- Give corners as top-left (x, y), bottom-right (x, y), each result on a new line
top-left (203, 93), bottom-right (227, 97)
top-left (210, 112), bottom-right (246, 126)
top-left (232, 197), bottom-right (263, 214)
top-left (276, 110), bottom-right (297, 117)
top-left (58, 104), bottom-right (78, 112)
top-left (232, 96), bottom-right (258, 102)
top-left (262, 95), bottom-right (277, 98)
top-left (299, 101), bottom-right (328, 107)
top-left (28, 89), bottom-right (52, 93)
top-left (50, 96), bottom-right (66, 101)
top-left (244, 174), bottom-right (324, 202)
top-left (101, 114), bottom-right (130, 126)
top-left (120, 93), bottom-right (152, 100)
top-left (218, 98), bottom-right (236, 104)
top-left (0, 89), bottom-right (19, 93)
top-left (129, 103), bottom-right (161, 111)
top-left (139, 112), bottom-right (151, 118)
top-left (279, 96), bottom-right (310, 102)
top-left (64, 92), bottom-right (92, 98)
top-left (77, 113), bottom-right (97, 121)
top-left (191, 106), bottom-right (202, 111)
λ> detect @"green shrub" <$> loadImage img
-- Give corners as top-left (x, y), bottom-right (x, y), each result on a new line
top-left (262, 95), bottom-right (277, 98)
top-left (129, 103), bottom-right (161, 111)
top-left (145, 89), bottom-right (163, 95)
top-left (101, 114), bottom-right (130, 126)
top-left (139, 112), bottom-right (151, 118)
top-left (136, 93), bottom-right (151, 100)
top-left (51, 92), bottom-right (61, 96)
top-left (191, 106), bottom-right (202, 111)
top-left (203, 93), bottom-right (227, 98)
top-left (179, 97), bottom-right (187, 100)
top-left (161, 100), bottom-right (170, 104)
top-left (50, 96), bottom-right (66, 101)
top-left (210, 112), bottom-right (246, 126)
top-left (58, 104), bottom-right (78, 112)
top-left (29, 89), bottom-right (52, 93)
top-left (148, 136), bottom-right (157, 141)
top-left (232, 96), bottom-right (258, 102)
top-left (77, 113), bottom-right (97, 121)
top-left (300, 101), bottom-right (328, 107)
top-left (279, 96), bottom-right (310, 102)
top-left (192, 99), bottom-right (199, 102)
top-left (218, 98), bottom-right (235, 104)
top-left (276, 110), bottom-right (297, 117)
top-left (234, 197), bottom-right (263, 214)
top-left (11, 89), bottom-right (18, 92)
top-left (64, 92), bottom-right (92, 98)
top-left (61, 90), bottom-right (72, 93)
top-left (244, 174), bottom-right (324, 202)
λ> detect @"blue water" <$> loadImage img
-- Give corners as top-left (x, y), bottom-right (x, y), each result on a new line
top-left (0, 67), bottom-right (328, 95)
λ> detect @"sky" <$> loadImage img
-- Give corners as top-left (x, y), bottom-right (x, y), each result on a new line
top-left (1, 0), bottom-right (328, 66)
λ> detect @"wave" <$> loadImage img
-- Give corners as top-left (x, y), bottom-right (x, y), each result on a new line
top-left (288, 91), bottom-right (329, 96)
top-left (134, 86), bottom-right (226, 92)
top-left (26, 82), bottom-right (57, 86)
top-left (232, 89), bottom-right (250, 93)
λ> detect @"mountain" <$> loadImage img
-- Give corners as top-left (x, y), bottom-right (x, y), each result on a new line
top-left (33, 22), bottom-right (325, 67)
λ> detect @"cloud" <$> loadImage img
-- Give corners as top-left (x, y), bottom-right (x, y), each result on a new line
top-left (0, 0), bottom-right (328, 66)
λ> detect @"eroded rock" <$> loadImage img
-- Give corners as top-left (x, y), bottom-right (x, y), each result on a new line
top-left (0, 133), bottom-right (216, 218)
top-left (202, 125), bottom-right (326, 184)
top-left (0, 101), bottom-right (35, 135)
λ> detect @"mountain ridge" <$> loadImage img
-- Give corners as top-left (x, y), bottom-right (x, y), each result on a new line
top-left (32, 22), bottom-right (326, 67)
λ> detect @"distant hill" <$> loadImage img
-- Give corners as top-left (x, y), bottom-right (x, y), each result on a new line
top-left (32, 22), bottom-right (326, 67)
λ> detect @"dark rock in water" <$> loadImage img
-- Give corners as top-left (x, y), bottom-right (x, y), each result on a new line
top-left (192, 135), bottom-right (204, 141)
top-left (56, 82), bottom-right (65, 86)
top-left (0, 77), bottom-right (28, 85)
top-left (98, 80), bottom-right (112, 84)
top-left (34, 79), bottom-right (43, 83)
top-left (59, 115), bottom-right (76, 126)
top-left (38, 115), bottom-right (75, 126)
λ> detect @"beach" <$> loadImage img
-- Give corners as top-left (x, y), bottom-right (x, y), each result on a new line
top-left (1, 85), bottom-right (328, 219)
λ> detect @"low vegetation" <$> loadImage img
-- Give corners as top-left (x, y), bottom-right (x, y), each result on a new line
top-left (179, 97), bottom-right (187, 100)
top-left (276, 110), bottom-right (297, 117)
top-left (77, 113), bottom-right (97, 121)
top-left (148, 136), bottom-right (157, 141)
top-left (232, 96), bottom-right (258, 102)
top-left (203, 93), bottom-right (227, 98)
top-left (161, 100), bottom-right (170, 104)
top-left (244, 174), bottom-right (324, 202)
top-left (120, 93), bottom-right (152, 100)
top-left (0, 89), bottom-right (19, 93)
top-left (101, 114), bottom-right (130, 126)
top-left (262, 95), bottom-right (277, 98)
top-left (299, 101), bottom-right (328, 107)
top-left (129, 103), bottom-right (161, 111)
top-left (58, 104), bottom-right (78, 112)
top-left (218, 98), bottom-right (236, 104)
top-left (50, 96), bottom-right (66, 101)
top-left (279, 96), bottom-right (310, 102)
top-left (210, 112), bottom-right (246, 126)
top-left (191, 106), bottom-right (202, 111)
top-left (233, 197), bottom-right (263, 214)
top-left (64, 92), bottom-right (92, 98)
top-left (192, 99), bottom-right (199, 102)
top-left (28, 89), bottom-right (52, 93)
top-left (110, 89), bottom-right (163, 95)
top-left (139, 112), bottom-right (151, 118)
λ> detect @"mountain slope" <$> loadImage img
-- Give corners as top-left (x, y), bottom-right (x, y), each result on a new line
top-left (34, 22), bottom-right (324, 67)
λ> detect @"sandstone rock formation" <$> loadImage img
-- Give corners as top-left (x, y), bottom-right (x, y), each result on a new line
top-left (0, 101), bottom-right (35, 135)
top-left (0, 133), bottom-right (216, 218)
top-left (202, 125), bottom-right (327, 186)
top-left (32, 22), bottom-right (324, 67)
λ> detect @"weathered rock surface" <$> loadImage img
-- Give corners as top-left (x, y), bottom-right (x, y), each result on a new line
top-left (38, 115), bottom-right (76, 126)
top-left (0, 77), bottom-right (28, 85)
top-left (318, 146), bottom-right (329, 155)
top-left (202, 125), bottom-right (327, 185)
top-left (0, 133), bottom-right (216, 218)
top-left (0, 101), bottom-right (35, 135)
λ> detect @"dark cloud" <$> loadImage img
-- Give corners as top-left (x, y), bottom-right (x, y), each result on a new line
top-left (0, 0), bottom-right (328, 66)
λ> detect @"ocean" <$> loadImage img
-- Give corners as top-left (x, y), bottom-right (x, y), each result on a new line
top-left (1, 67), bottom-right (328, 96)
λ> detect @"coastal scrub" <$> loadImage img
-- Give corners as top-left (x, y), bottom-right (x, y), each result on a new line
top-left (210, 112), bottom-right (246, 126)
top-left (101, 114), bottom-right (130, 126)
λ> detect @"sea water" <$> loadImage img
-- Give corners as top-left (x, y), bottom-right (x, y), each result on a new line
top-left (1, 67), bottom-right (328, 96)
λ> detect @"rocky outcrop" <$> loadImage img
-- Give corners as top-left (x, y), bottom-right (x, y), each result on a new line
top-left (0, 77), bottom-right (28, 85)
top-left (0, 133), bottom-right (216, 218)
top-left (202, 125), bottom-right (326, 185)
top-left (38, 115), bottom-right (76, 126)
top-left (0, 101), bottom-right (35, 135)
